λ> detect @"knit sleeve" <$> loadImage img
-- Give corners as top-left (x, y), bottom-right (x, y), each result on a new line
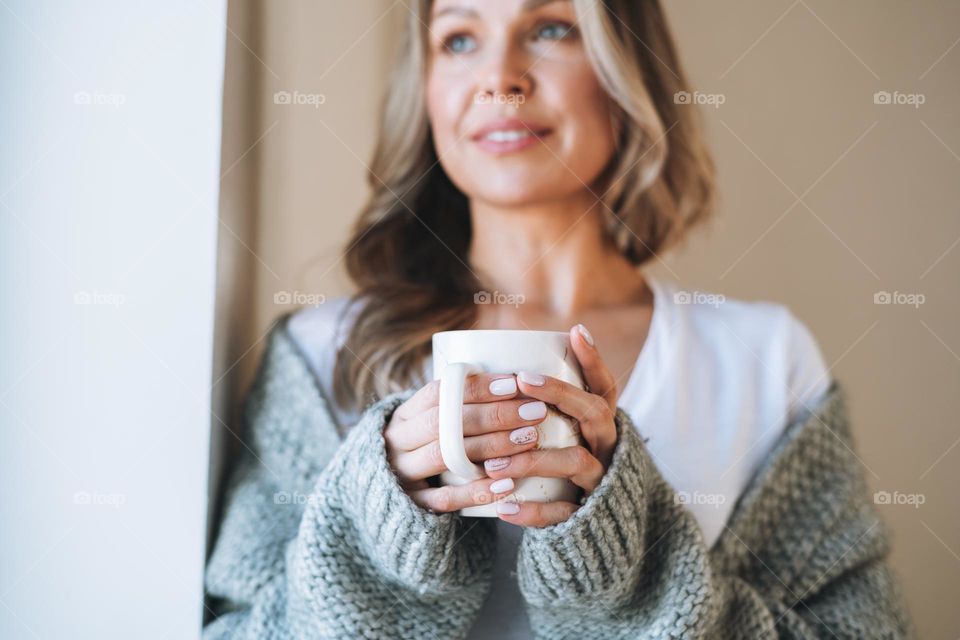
top-left (515, 382), bottom-right (914, 639)
top-left (203, 319), bottom-right (495, 639)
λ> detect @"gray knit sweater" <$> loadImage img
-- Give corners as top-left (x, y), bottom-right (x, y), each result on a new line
top-left (203, 314), bottom-right (913, 639)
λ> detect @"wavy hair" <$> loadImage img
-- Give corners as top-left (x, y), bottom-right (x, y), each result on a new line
top-left (332, 0), bottom-right (717, 414)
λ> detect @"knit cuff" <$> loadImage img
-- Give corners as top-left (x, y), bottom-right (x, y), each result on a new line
top-left (321, 389), bottom-right (495, 596)
top-left (516, 407), bottom-right (648, 606)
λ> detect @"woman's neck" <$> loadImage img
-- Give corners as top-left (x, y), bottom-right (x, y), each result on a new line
top-left (466, 194), bottom-right (648, 321)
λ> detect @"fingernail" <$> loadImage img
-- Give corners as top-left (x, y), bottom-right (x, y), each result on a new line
top-left (509, 425), bottom-right (538, 444)
top-left (577, 323), bottom-right (595, 347)
top-left (518, 371), bottom-right (545, 386)
top-left (489, 376), bottom-right (517, 396)
top-left (485, 457), bottom-right (511, 471)
top-left (518, 401), bottom-right (546, 421)
top-left (489, 477), bottom-right (514, 493)
top-left (497, 502), bottom-right (521, 515)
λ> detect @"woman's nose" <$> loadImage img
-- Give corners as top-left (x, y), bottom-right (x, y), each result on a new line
top-left (477, 44), bottom-right (533, 99)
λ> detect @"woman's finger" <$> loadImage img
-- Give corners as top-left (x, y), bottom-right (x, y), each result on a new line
top-left (569, 323), bottom-right (618, 408)
top-left (494, 499), bottom-right (580, 527)
top-left (386, 397), bottom-right (548, 452)
top-left (391, 424), bottom-right (543, 482)
top-left (481, 446), bottom-right (605, 493)
top-left (392, 373), bottom-right (518, 421)
top-left (515, 369), bottom-right (617, 469)
top-left (408, 476), bottom-right (514, 514)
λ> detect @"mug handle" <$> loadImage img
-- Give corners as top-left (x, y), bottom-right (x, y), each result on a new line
top-left (439, 362), bottom-right (487, 480)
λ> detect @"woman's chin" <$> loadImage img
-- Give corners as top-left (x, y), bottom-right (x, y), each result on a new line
top-left (468, 189), bottom-right (557, 209)
top-left (460, 175), bottom-right (569, 208)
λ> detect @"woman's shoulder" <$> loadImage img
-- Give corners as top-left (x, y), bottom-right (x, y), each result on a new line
top-left (657, 279), bottom-right (832, 422)
top-left (659, 279), bottom-right (797, 337)
top-left (284, 296), bottom-right (366, 426)
top-left (660, 280), bottom-right (819, 352)
top-left (286, 296), bottom-right (358, 348)
top-left (285, 295), bottom-right (362, 376)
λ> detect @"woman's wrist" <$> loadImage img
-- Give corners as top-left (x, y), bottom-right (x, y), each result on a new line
top-left (322, 390), bottom-right (496, 593)
top-left (516, 408), bottom-right (650, 605)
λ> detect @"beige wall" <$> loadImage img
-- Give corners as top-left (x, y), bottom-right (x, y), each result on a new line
top-left (209, 0), bottom-right (400, 548)
top-left (213, 1), bottom-right (960, 636)
top-left (659, 4), bottom-right (959, 637)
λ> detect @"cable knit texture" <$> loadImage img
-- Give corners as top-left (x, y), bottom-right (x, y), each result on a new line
top-left (204, 314), bottom-right (913, 639)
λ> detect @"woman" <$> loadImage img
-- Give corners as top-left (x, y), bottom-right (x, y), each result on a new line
top-left (204, 1), bottom-right (912, 638)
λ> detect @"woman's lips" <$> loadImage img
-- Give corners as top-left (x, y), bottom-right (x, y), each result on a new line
top-left (471, 118), bottom-right (552, 155)
top-left (473, 130), bottom-right (551, 154)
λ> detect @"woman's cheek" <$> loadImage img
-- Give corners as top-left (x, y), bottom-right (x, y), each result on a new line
top-left (426, 85), bottom-right (466, 149)
top-left (558, 76), bottom-right (616, 167)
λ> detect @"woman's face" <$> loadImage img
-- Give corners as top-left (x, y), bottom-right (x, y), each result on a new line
top-left (425, 0), bottom-right (617, 207)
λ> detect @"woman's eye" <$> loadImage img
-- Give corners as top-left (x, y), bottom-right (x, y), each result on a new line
top-left (534, 21), bottom-right (576, 41)
top-left (443, 33), bottom-right (477, 54)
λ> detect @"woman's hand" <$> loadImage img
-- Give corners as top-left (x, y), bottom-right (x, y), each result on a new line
top-left (385, 373), bottom-right (548, 514)
top-left (486, 324), bottom-right (620, 528)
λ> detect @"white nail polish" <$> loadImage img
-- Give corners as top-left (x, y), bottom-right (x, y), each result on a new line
top-left (489, 478), bottom-right (514, 494)
top-left (497, 502), bottom-right (521, 515)
top-left (489, 377), bottom-right (517, 396)
top-left (577, 323), bottom-right (595, 346)
top-left (518, 401), bottom-right (547, 421)
top-left (518, 371), bottom-right (545, 386)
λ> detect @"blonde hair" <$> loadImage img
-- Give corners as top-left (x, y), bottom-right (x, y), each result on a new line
top-left (333, 0), bottom-right (717, 413)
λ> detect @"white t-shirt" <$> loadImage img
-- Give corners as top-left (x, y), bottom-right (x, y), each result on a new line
top-left (286, 276), bottom-right (832, 640)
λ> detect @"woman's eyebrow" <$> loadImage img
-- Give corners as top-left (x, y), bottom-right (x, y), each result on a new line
top-left (431, 5), bottom-right (478, 21)
top-left (522, 0), bottom-right (571, 10)
top-left (432, 0), bottom-right (570, 21)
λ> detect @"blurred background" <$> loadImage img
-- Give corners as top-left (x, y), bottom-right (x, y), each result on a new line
top-left (1, 1), bottom-right (958, 638)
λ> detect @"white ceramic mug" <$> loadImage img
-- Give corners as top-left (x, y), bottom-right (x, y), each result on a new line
top-left (431, 329), bottom-right (585, 517)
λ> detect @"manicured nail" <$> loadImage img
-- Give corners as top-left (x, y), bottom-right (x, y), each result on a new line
top-left (489, 477), bottom-right (514, 494)
top-left (518, 401), bottom-right (546, 421)
top-left (485, 457), bottom-right (511, 471)
top-left (489, 376), bottom-right (517, 396)
top-left (497, 502), bottom-right (521, 515)
top-left (509, 425), bottom-right (538, 444)
top-left (518, 371), bottom-right (545, 386)
top-left (577, 323), bottom-right (595, 347)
